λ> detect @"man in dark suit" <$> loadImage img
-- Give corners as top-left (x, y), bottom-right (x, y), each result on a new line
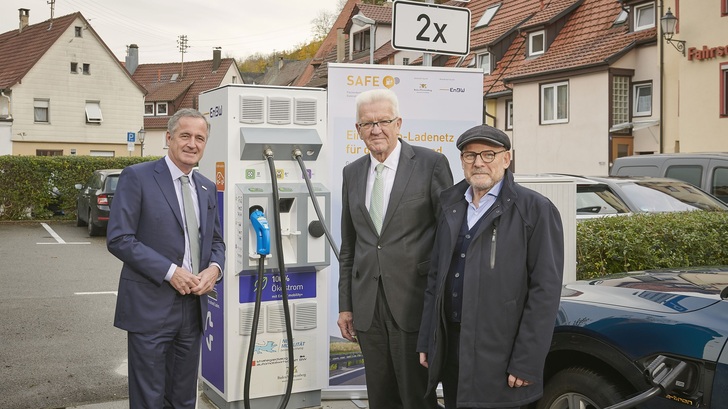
top-left (338, 88), bottom-right (453, 409)
top-left (107, 108), bottom-right (225, 409)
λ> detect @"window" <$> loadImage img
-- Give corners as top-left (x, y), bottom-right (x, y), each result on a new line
top-left (70, 62), bottom-right (78, 74)
top-left (541, 81), bottom-right (568, 124)
top-left (34, 99), bottom-right (49, 123)
top-left (156, 102), bottom-right (168, 115)
top-left (721, 63), bottom-right (728, 117)
top-left (612, 75), bottom-right (630, 129)
top-left (633, 82), bottom-right (652, 116)
top-left (144, 103), bottom-right (154, 116)
top-left (85, 101), bottom-right (103, 123)
top-left (82, 63), bottom-right (90, 75)
top-left (528, 30), bottom-right (545, 56)
top-left (476, 4), bottom-right (501, 28)
top-left (402, 57), bottom-right (410, 65)
top-left (634, 3), bottom-right (655, 31)
top-left (36, 150), bottom-right (62, 156)
top-left (478, 53), bottom-right (492, 74)
top-left (353, 30), bottom-right (370, 53)
top-left (74, 26), bottom-right (82, 37)
top-left (506, 100), bottom-right (514, 130)
top-left (712, 167), bottom-right (728, 203)
top-left (723, 0), bottom-right (728, 16)
top-left (666, 165), bottom-right (702, 188)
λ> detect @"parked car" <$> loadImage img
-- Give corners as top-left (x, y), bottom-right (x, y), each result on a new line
top-left (75, 169), bottom-right (122, 236)
top-left (535, 266), bottom-right (728, 409)
top-left (556, 175), bottom-right (728, 214)
top-left (564, 175), bottom-right (632, 220)
top-left (610, 153), bottom-right (728, 204)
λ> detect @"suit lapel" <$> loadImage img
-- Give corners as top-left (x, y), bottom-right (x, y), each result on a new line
top-left (193, 171), bottom-right (208, 236)
top-left (352, 157), bottom-right (376, 232)
top-left (153, 159), bottom-right (184, 230)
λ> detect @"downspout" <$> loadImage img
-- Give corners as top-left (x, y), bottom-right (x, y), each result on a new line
top-left (659, 0), bottom-right (665, 153)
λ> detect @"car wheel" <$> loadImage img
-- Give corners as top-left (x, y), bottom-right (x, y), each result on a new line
top-left (537, 367), bottom-right (628, 409)
top-left (88, 210), bottom-right (103, 236)
top-left (76, 206), bottom-right (87, 227)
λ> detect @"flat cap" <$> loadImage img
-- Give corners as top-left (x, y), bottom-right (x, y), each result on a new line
top-left (456, 124), bottom-right (511, 151)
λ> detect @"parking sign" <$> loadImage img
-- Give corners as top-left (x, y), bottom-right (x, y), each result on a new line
top-left (127, 132), bottom-right (136, 143)
top-left (392, 0), bottom-right (471, 56)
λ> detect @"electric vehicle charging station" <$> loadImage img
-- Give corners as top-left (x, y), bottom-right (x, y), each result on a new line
top-left (198, 84), bottom-right (331, 409)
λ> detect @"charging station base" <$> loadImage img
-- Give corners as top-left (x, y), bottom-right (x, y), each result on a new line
top-left (202, 383), bottom-right (322, 409)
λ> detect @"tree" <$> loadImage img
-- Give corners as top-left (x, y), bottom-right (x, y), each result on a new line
top-left (311, 10), bottom-right (336, 41)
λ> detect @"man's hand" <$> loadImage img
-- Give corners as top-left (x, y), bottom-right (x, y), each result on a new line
top-left (169, 267), bottom-right (201, 295)
top-left (419, 352), bottom-right (429, 368)
top-left (508, 374), bottom-right (531, 388)
top-left (190, 266), bottom-right (220, 295)
top-left (337, 311), bottom-right (357, 342)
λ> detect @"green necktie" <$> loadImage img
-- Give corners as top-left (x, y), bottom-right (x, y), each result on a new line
top-left (369, 164), bottom-right (385, 234)
top-left (180, 175), bottom-right (200, 275)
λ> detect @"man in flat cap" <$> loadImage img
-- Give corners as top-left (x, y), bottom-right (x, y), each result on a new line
top-left (417, 124), bottom-right (564, 408)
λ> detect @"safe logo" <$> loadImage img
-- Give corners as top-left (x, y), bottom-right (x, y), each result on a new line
top-left (255, 341), bottom-right (278, 354)
top-left (346, 75), bottom-right (399, 89)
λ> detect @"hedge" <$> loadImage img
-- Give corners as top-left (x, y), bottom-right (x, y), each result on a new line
top-left (576, 211), bottom-right (728, 280)
top-left (0, 155), bottom-right (159, 220)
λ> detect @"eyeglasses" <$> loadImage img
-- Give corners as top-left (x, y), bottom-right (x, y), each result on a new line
top-left (461, 149), bottom-right (507, 164)
top-left (357, 118), bottom-right (399, 131)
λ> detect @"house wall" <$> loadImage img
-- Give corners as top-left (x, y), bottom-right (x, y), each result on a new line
top-left (662, 0), bottom-right (728, 153)
top-left (10, 16), bottom-right (144, 156)
top-left (612, 43), bottom-right (661, 155)
top-left (512, 71), bottom-right (611, 175)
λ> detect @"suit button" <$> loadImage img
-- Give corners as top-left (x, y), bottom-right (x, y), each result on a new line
top-left (374, 276), bottom-right (379, 281)
top-left (377, 245), bottom-right (382, 250)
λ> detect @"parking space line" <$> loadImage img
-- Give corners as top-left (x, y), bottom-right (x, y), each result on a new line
top-left (75, 291), bottom-right (118, 296)
top-left (38, 222), bottom-right (90, 245)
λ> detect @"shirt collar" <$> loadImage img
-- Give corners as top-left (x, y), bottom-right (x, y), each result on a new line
top-left (165, 155), bottom-right (193, 184)
top-left (370, 139), bottom-right (402, 172)
top-left (465, 178), bottom-right (504, 205)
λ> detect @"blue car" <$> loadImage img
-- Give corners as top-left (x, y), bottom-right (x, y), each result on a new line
top-left (534, 267), bottom-right (728, 409)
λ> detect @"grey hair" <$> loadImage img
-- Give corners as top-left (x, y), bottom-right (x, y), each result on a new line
top-left (355, 88), bottom-right (400, 122)
top-left (167, 108), bottom-right (210, 136)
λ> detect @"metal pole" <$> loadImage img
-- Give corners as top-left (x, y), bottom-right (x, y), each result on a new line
top-left (423, 0), bottom-right (435, 66)
top-left (369, 24), bottom-right (375, 64)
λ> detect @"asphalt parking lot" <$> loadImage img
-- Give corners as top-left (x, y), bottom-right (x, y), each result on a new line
top-left (0, 221), bottom-right (371, 409)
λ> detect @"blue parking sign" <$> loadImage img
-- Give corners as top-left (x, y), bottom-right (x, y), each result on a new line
top-left (127, 132), bottom-right (136, 142)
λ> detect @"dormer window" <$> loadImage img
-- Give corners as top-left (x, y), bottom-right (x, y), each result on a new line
top-left (477, 53), bottom-right (492, 74)
top-left (476, 4), bottom-right (501, 28)
top-left (353, 30), bottom-right (371, 53)
top-left (156, 102), bottom-right (168, 116)
top-left (633, 3), bottom-right (655, 31)
top-left (528, 30), bottom-right (546, 57)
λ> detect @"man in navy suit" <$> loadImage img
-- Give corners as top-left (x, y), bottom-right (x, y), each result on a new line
top-left (107, 108), bottom-right (225, 408)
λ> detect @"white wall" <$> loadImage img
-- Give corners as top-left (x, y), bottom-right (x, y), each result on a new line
top-left (512, 71), bottom-right (611, 175)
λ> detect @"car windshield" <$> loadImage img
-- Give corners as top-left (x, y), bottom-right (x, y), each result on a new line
top-left (576, 185), bottom-right (631, 214)
top-left (620, 181), bottom-right (728, 212)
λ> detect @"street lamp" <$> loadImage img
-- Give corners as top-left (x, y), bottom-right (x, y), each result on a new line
top-left (352, 13), bottom-right (376, 64)
top-left (660, 8), bottom-right (686, 56)
top-left (138, 127), bottom-right (146, 157)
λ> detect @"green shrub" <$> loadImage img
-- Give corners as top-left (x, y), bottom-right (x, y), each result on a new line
top-left (576, 211), bottom-right (728, 280)
top-left (0, 155), bottom-right (159, 220)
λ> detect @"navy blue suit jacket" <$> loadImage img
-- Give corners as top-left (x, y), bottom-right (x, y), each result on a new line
top-left (107, 158), bottom-right (225, 333)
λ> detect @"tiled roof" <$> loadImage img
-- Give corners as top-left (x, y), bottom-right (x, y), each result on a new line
top-left (132, 57), bottom-right (238, 128)
top-left (0, 13), bottom-right (76, 89)
top-left (356, 3), bottom-right (393, 25)
top-left (503, 0), bottom-right (656, 83)
top-left (261, 59), bottom-right (311, 86)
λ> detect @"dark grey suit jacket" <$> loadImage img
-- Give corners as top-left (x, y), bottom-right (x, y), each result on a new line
top-left (107, 158), bottom-right (225, 333)
top-left (339, 139), bottom-right (453, 332)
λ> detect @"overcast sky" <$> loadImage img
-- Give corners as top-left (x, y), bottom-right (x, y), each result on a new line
top-left (1, 0), bottom-right (340, 64)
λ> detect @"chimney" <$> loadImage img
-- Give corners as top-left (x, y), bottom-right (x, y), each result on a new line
top-left (278, 57), bottom-right (284, 70)
top-left (125, 44), bottom-right (139, 75)
top-left (19, 9), bottom-right (29, 33)
top-left (336, 28), bottom-right (345, 63)
top-left (212, 47), bottom-right (221, 71)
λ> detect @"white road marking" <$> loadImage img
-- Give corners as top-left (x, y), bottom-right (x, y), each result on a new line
top-left (75, 291), bottom-right (118, 296)
top-left (38, 222), bottom-right (90, 244)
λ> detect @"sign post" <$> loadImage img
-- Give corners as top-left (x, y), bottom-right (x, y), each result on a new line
top-left (392, 0), bottom-right (471, 56)
top-left (127, 132), bottom-right (136, 155)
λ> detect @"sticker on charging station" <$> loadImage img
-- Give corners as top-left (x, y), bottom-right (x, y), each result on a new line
top-left (215, 162), bottom-right (225, 191)
top-left (239, 270), bottom-right (316, 303)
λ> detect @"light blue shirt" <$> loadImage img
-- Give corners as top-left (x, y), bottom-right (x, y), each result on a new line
top-left (464, 179), bottom-right (503, 229)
